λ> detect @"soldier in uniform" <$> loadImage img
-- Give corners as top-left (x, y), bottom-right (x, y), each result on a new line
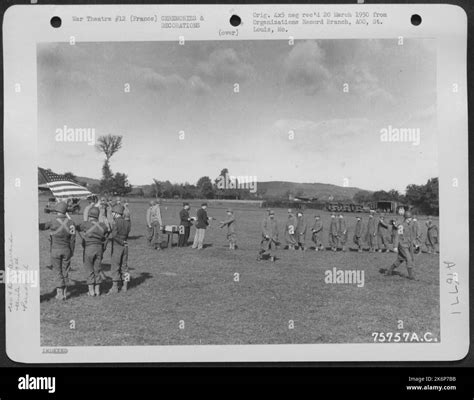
top-left (258, 210), bottom-right (279, 262)
top-left (83, 195), bottom-right (98, 222)
top-left (425, 217), bottom-right (439, 254)
top-left (295, 211), bottom-right (307, 251)
top-left (108, 204), bottom-right (132, 294)
top-left (412, 216), bottom-right (422, 252)
top-left (337, 214), bottom-right (348, 251)
top-left (353, 216), bottom-right (363, 252)
top-left (219, 209), bottom-right (237, 250)
top-left (78, 207), bottom-right (110, 296)
top-left (284, 209), bottom-right (298, 250)
top-left (178, 202), bottom-right (192, 247)
top-left (376, 215), bottom-right (389, 252)
top-left (329, 213), bottom-right (338, 251)
top-left (98, 196), bottom-right (112, 229)
top-left (122, 205), bottom-right (131, 273)
top-left (311, 215), bottom-right (324, 251)
top-left (39, 201), bottom-right (76, 300)
top-left (365, 210), bottom-right (377, 252)
top-left (390, 218), bottom-right (399, 252)
top-left (383, 211), bottom-right (417, 280)
top-left (146, 199), bottom-right (163, 250)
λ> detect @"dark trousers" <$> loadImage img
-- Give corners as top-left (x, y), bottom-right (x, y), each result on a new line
top-left (178, 226), bottom-right (191, 247)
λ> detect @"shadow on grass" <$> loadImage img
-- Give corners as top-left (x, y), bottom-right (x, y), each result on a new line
top-left (40, 272), bottom-right (153, 302)
top-left (128, 235), bottom-right (143, 240)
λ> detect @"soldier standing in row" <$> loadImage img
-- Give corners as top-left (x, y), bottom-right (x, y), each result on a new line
top-left (311, 215), bottom-right (324, 251)
top-left (425, 217), bottom-right (439, 254)
top-left (108, 204), bottom-right (132, 294)
top-left (412, 216), bottom-right (422, 252)
top-left (365, 210), bottom-right (377, 252)
top-left (98, 196), bottom-right (112, 229)
top-left (329, 213), bottom-right (338, 251)
top-left (178, 203), bottom-right (192, 247)
top-left (219, 209), bottom-right (237, 250)
top-left (122, 206), bottom-right (131, 273)
top-left (78, 207), bottom-right (110, 296)
top-left (146, 199), bottom-right (163, 250)
top-left (295, 211), bottom-right (307, 251)
top-left (39, 201), bottom-right (76, 301)
top-left (258, 210), bottom-right (279, 262)
top-left (390, 219), bottom-right (399, 252)
top-left (377, 215), bottom-right (389, 252)
top-left (285, 209), bottom-right (298, 250)
top-left (83, 195), bottom-right (98, 222)
top-left (337, 214), bottom-right (348, 251)
top-left (383, 210), bottom-right (417, 280)
top-left (353, 216), bottom-right (363, 252)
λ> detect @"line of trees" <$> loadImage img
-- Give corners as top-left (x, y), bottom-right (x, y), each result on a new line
top-left (353, 178), bottom-right (439, 215)
top-left (140, 170), bottom-right (256, 200)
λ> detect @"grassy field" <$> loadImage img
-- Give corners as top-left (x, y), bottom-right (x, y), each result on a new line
top-left (39, 198), bottom-right (440, 346)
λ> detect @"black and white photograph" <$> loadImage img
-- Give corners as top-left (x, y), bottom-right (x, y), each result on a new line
top-left (36, 38), bottom-right (441, 346)
top-left (2, 3), bottom-right (469, 364)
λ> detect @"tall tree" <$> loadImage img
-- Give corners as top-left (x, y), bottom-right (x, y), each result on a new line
top-left (197, 176), bottom-right (214, 199)
top-left (96, 134), bottom-right (123, 192)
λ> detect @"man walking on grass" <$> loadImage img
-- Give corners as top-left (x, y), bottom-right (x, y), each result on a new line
top-left (382, 210), bottom-right (417, 280)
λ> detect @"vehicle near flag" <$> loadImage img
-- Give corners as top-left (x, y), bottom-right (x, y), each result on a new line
top-left (43, 197), bottom-right (81, 214)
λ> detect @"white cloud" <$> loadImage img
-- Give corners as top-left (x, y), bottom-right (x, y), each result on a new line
top-left (197, 48), bottom-right (254, 83)
top-left (283, 41), bottom-right (332, 94)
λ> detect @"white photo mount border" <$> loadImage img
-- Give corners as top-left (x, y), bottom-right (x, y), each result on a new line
top-left (3, 4), bottom-right (469, 362)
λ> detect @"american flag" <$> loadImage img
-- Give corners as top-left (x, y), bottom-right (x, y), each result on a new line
top-left (38, 167), bottom-right (92, 199)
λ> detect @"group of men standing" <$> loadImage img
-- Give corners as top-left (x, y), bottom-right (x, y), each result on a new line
top-left (258, 208), bottom-right (439, 275)
top-left (146, 201), bottom-right (236, 251)
top-left (40, 196), bottom-right (131, 300)
top-left (41, 197), bottom-right (439, 299)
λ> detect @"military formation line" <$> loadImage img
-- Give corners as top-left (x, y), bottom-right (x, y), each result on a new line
top-left (39, 196), bottom-right (439, 300)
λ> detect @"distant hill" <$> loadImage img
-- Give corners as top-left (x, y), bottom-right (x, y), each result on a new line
top-left (257, 181), bottom-right (368, 201)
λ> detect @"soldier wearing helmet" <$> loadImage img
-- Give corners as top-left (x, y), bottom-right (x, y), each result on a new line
top-left (365, 210), bottom-right (377, 252)
top-left (107, 204), bottom-right (132, 294)
top-left (39, 201), bottom-right (76, 300)
top-left (284, 209), bottom-right (298, 250)
top-left (383, 210), bottom-right (417, 280)
top-left (77, 206), bottom-right (110, 296)
top-left (376, 214), bottom-right (389, 252)
top-left (258, 210), bottom-right (279, 262)
top-left (219, 208), bottom-right (237, 250)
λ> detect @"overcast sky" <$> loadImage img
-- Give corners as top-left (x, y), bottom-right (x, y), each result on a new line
top-left (37, 39), bottom-right (437, 192)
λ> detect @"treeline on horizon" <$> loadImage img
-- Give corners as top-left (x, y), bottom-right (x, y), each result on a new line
top-left (62, 168), bottom-right (439, 216)
top-left (49, 135), bottom-right (439, 215)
